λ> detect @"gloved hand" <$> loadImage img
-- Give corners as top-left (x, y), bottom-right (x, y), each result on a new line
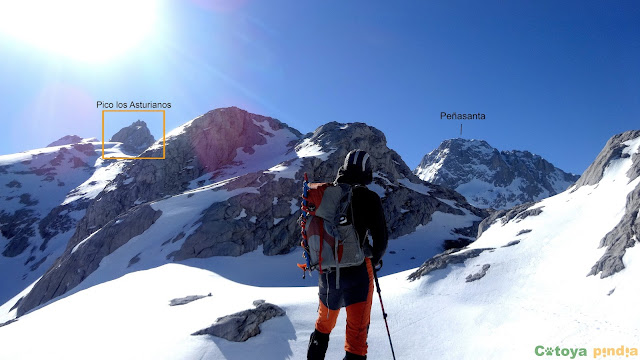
top-left (372, 258), bottom-right (383, 271)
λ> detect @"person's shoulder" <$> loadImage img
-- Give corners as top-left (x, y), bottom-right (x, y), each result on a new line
top-left (353, 184), bottom-right (381, 201)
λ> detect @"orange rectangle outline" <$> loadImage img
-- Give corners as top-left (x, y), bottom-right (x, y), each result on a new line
top-left (102, 110), bottom-right (166, 160)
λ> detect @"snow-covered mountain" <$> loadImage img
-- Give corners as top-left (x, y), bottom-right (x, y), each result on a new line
top-left (0, 127), bottom-right (638, 360)
top-left (0, 140), bottom-right (132, 304)
top-left (0, 129), bottom-right (154, 306)
top-left (1, 106), bottom-right (486, 320)
top-left (414, 138), bottom-right (580, 209)
top-left (47, 135), bottom-right (96, 147)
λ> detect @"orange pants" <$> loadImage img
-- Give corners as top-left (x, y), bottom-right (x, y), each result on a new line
top-left (315, 258), bottom-right (374, 356)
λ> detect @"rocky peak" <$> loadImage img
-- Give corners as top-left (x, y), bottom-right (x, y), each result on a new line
top-left (109, 120), bottom-right (155, 153)
top-left (297, 121), bottom-right (417, 184)
top-left (415, 138), bottom-right (499, 183)
top-left (414, 138), bottom-right (580, 209)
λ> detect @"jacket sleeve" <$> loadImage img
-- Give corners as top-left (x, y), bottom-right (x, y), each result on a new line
top-left (367, 191), bottom-right (388, 264)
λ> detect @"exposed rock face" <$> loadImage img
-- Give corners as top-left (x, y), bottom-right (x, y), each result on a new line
top-left (191, 300), bottom-right (285, 342)
top-left (0, 209), bottom-right (38, 257)
top-left (573, 130), bottom-right (640, 190)
top-left (0, 319), bottom-right (18, 328)
top-left (0, 144), bottom-right (98, 262)
top-left (502, 240), bottom-right (520, 248)
top-left (466, 264), bottom-right (491, 282)
top-left (477, 202), bottom-right (544, 238)
top-left (16, 205), bottom-right (162, 316)
top-left (588, 186), bottom-right (640, 278)
top-left (38, 199), bottom-right (90, 252)
top-left (585, 130), bottom-right (640, 278)
top-left (414, 139), bottom-right (579, 209)
top-left (109, 120), bottom-right (155, 153)
top-left (408, 248), bottom-right (494, 281)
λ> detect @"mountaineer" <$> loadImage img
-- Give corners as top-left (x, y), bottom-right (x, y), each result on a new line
top-left (303, 149), bottom-right (388, 360)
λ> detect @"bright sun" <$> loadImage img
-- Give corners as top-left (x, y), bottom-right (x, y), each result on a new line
top-left (0, 0), bottom-right (158, 63)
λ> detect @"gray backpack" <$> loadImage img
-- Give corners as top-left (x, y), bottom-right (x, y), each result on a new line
top-left (302, 182), bottom-right (366, 287)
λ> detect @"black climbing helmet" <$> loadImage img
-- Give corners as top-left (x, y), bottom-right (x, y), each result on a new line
top-left (335, 149), bottom-right (373, 185)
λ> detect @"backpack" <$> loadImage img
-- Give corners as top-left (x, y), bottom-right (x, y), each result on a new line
top-left (298, 174), bottom-right (366, 288)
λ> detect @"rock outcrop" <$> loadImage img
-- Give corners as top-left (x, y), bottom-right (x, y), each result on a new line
top-left (407, 247), bottom-right (494, 281)
top-left (466, 264), bottom-right (491, 282)
top-left (572, 130), bottom-right (640, 189)
top-left (476, 202), bottom-right (544, 238)
top-left (191, 300), bottom-right (285, 342)
top-left (585, 130), bottom-right (640, 278)
top-left (169, 294), bottom-right (211, 306)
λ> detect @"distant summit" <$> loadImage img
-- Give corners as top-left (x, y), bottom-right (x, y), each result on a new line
top-left (47, 135), bottom-right (97, 147)
top-left (414, 138), bottom-right (579, 209)
top-left (109, 120), bottom-right (155, 153)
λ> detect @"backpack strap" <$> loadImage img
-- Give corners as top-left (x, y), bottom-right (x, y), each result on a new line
top-left (319, 218), bottom-right (324, 275)
top-left (335, 238), bottom-right (340, 289)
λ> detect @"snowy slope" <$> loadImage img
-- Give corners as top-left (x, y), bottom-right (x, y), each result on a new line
top-left (414, 138), bottom-right (580, 209)
top-left (0, 210), bottom-right (480, 359)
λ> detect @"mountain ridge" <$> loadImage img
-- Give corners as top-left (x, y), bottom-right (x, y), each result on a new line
top-left (9, 107), bottom-right (487, 317)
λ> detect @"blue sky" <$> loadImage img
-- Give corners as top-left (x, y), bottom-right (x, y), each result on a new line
top-left (0, 0), bottom-right (638, 174)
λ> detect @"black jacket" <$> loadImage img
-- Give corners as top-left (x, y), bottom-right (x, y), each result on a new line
top-left (334, 167), bottom-right (388, 264)
top-left (318, 179), bottom-right (388, 309)
top-left (349, 185), bottom-right (388, 265)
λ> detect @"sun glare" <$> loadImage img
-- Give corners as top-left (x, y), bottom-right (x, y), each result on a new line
top-left (0, 0), bottom-right (158, 63)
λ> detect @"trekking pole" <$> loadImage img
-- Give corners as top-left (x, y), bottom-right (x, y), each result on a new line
top-left (297, 173), bottom-right (312, 278)
top-left (373, 261), bottom-right (397, 360)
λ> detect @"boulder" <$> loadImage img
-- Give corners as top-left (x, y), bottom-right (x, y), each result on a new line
top-left (191, 300), bottom-right (286, 342)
